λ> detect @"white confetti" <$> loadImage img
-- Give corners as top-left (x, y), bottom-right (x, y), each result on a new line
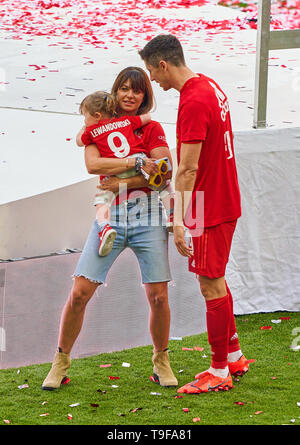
top-left (111, 385), bottom-right (119, 388)
top-left (18, 384), bottom-right (29, 389)
top-left (69, 403), bottom-right (80, 407)
top-left (170, 337), bottom-right (182, 341)
top-left (122, 362), bottom-right (130, 367)
top-left (150, 392), bottom-right (162, 396)
top-left (271, 319), bottom-right (282, 324)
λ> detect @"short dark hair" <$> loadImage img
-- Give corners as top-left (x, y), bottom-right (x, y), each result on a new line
top-left (139, 34), bottom-right (185, 68)
top-left (111, 66), bottom-right (154, 115)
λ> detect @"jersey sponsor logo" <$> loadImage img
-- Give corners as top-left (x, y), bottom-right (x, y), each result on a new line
top-left (158, 135), bottom-right (166, 142)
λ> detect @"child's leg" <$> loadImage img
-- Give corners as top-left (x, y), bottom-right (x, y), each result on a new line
top-left (94, 191), bottom-right (117, 257)
top-left (95, 203), bottom-right (111, 231)
top-left (94, 190), bottom-right (115, 230)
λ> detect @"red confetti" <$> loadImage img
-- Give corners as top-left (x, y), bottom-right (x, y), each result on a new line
top-left (260, 326), bottom-right (272, 330)
top-left (255, 411), bottom-right (263, 415)
top-left (61, 377), bottom-right (70, 385)
top-left (234, 401), bottom-right (245, 406)
top-left (0, 0), bottom-right (298, 53)
top-left (67, 414), bottom-right (73, 420)
top-left (175, 395), bottom-right (184, 399)
top-left (192, 417), bottom-right (201, 422)
top-left (90, 403), bottom-right (99, 408)
top-left (29, 64), bottom-right (47, 70)
top-left (280, 317), bottom-right (291, 320)
top-left (193, 346), bottom-right (204, 351)
top-left (183, 408), bottom-right (189, 412)
top-left (109, 376), bottom-right (120, 380)
top-left (182, 347), bottom-right (194, 351)
top-left (100, 364), bottom-right (111, 368)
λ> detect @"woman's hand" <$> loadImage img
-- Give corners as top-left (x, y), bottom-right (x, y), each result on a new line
top-left (142, 158), bottom-right (159, 176)
top-left (97, 176), bottom-right (123, 194)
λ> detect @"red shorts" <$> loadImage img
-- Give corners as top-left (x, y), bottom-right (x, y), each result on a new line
top-left (188, 219), bottom-right (237, 279)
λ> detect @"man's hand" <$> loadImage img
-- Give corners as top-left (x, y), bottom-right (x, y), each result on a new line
top-left (173, 225), bottom-right (193, 258)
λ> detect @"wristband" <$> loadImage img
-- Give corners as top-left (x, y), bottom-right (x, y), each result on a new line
top-left (135, 157), bottom-right (146, 173)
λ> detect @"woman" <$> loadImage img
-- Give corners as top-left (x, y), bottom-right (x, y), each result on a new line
top-left (42, 67), bottom-right (178, 390)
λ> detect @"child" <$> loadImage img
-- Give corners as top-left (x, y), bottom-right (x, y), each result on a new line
top-left (77, 90), bottom-right (174, 257)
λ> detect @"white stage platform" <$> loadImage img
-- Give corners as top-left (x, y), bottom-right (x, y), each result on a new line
top-left (0, 2), bottom-right (299, 368)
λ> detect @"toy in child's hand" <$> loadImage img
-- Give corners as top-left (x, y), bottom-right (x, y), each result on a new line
top-left (148, 157), bottom-right (172, 188)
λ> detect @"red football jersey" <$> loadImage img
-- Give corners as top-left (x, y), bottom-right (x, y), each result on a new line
top-left (81, 115), bottom-right (147, 157)
top-left (176, 74), bottom-right (241, 228)
top-left (88, 120), bottom-right (169, 204)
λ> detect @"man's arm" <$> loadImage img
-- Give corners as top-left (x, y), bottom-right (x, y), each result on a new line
top-left (174, 142), bottom-right (202, 257)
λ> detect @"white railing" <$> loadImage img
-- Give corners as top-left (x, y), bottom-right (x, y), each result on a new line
top-left (253, 0), bottom-right (300, 128)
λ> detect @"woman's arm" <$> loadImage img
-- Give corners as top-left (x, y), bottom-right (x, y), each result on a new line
top-left (84, 144), bottom-right (158, 176)
top-left (98, 145), bottom-right (173, 193)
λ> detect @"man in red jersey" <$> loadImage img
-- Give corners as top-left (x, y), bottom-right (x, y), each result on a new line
top-left (139, 34), bottom-right (253, 394)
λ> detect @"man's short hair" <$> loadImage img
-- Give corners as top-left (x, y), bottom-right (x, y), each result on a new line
top-left (139, 34), bottom-right (185, 68)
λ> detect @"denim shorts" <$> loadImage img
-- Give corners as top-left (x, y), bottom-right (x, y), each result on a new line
top-left (74, 193), bottom-right (171, 284)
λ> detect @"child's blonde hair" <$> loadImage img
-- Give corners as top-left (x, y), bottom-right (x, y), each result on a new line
top-left (79, 91), bottom-right (117, 118)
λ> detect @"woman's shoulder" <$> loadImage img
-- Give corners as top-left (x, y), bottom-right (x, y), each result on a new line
top-left (135, 120), bottom-right (168, 149)
top-left (137, 120), bottom-right (166, 138)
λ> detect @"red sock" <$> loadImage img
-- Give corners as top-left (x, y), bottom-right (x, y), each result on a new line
top-left (225, 282), bottom-right (241, 354)
top-left (206, 295), bottom-right (230, 369)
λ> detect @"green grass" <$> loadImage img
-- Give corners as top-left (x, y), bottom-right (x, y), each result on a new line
top-left (0, 311), bottom-right (299, 426)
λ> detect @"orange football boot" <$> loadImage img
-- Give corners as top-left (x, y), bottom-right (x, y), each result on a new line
top-left (177, 371), bottom-right (233, 394)
top-left (228, 355), bottom-right (255, 377)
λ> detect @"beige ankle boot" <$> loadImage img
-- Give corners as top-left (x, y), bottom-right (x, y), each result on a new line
top-left (152, 349), bottom-right (178, 387)
top-left (42, 351), bottom-right (71, 391)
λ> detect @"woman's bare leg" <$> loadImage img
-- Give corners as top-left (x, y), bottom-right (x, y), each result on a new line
top-left (58, 276), bottom-right (99, 353)
top-left (144, 281), bottom-right (170, 351)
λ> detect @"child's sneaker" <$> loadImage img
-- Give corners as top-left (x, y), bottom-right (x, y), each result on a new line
top-left (98, 224), bottom-right (117, 256)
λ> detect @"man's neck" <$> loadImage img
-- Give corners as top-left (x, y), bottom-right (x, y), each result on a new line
top-left (171, 66), bottom-right (199, 92)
